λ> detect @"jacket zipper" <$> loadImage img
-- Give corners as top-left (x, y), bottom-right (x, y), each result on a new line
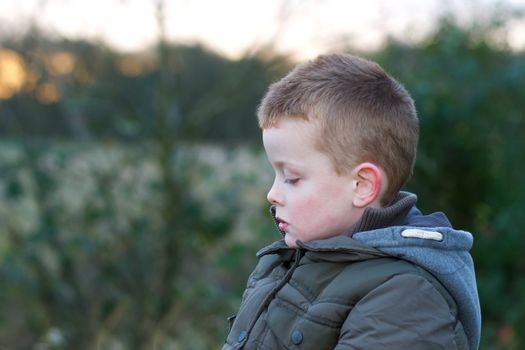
top-left (237, 248), bottom-right (304, 349)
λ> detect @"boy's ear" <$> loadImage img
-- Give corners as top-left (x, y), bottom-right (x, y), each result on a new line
top-left (351, 162), bottom-right (383, 208)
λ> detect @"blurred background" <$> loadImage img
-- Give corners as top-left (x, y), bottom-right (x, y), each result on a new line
top-left (1, 0), bottom-right (524, 349)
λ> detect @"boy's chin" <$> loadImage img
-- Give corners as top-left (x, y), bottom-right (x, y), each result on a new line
top-left (284, 235), bottom-right (299, 248)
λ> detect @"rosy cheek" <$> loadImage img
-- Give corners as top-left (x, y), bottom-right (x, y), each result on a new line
top-left (290, 196), bottom-right (318, 219)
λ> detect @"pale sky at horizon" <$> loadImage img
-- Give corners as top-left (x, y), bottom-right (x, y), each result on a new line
top-left (0, 0), bottom-right (524, 60)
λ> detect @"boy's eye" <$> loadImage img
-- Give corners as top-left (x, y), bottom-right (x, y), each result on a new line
top-left (284, 178), bottom-right (299, 185)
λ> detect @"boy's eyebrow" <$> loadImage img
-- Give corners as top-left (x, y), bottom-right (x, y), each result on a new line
top-left (273, 160), bottom-right (302, 172)
top-left (273, 160), bottom-right (291, 167)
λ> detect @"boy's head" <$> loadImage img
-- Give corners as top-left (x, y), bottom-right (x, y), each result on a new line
top-left (259, 53), bottom-right (418, 207)
top-left (258, 53), bottom-right (419, 247)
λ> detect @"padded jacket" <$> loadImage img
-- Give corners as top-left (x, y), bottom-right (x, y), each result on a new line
top-left (222, 192), bottom-right (480, 350)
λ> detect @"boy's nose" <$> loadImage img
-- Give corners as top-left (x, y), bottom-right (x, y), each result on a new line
top-left (267, 181), bottom-right (283, 205)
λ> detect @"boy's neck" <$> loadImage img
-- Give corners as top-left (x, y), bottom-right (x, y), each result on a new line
top-left (344, 191), bottom-right (417, 236)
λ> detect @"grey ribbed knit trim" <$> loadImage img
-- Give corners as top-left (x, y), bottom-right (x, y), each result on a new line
top-left (344, 191), bottom-right (417, 237)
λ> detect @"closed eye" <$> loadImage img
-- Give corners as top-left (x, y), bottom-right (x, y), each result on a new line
top-left (284, 178), bottom-right (299, 185)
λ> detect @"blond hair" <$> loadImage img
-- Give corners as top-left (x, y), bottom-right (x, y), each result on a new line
top-left (257, 53), bottom-right (419, 206)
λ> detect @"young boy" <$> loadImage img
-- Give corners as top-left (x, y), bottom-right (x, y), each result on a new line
top-left (223, 54), bottom-right (481, 350)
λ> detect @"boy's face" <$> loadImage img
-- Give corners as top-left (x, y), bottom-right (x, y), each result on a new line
top-left (263, 118), bottom-right (362, 248)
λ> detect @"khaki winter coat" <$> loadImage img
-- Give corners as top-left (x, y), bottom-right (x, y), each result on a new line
top-left (222, 236), bottom-right (469, 350)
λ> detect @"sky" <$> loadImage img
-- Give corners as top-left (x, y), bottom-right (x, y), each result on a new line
top-left (0, 0), bottom-right (524, 60)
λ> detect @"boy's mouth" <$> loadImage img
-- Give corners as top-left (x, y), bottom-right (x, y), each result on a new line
top-left (276, 216), bottom-right (289, 232)
top-left (270, 206), bottom-right (288, 236)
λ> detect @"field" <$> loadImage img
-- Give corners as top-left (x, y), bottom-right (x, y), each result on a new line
top-left (0, 141), bottom-right (277, 349)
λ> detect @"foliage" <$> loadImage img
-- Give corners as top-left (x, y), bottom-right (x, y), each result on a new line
top-left (0, 33), bottom-right (291, 142)
top-left (0, 23), bottom-right (287, 349)
top-left (0, 141), bottom-right (274, 349)
top-left (1, 12), bottom-right (524, 350)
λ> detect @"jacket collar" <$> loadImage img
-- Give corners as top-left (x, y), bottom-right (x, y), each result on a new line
top-left (343, 191), bottom-right (417, 236)
top-left (257, 235), bottom-right (388, 263)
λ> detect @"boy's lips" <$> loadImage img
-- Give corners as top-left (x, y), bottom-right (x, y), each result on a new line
top-left (276, 216), bottom-right (289, 232)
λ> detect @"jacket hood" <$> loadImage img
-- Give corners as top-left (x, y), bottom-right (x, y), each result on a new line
top-left (352, 203), bottom-right (481, 350)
